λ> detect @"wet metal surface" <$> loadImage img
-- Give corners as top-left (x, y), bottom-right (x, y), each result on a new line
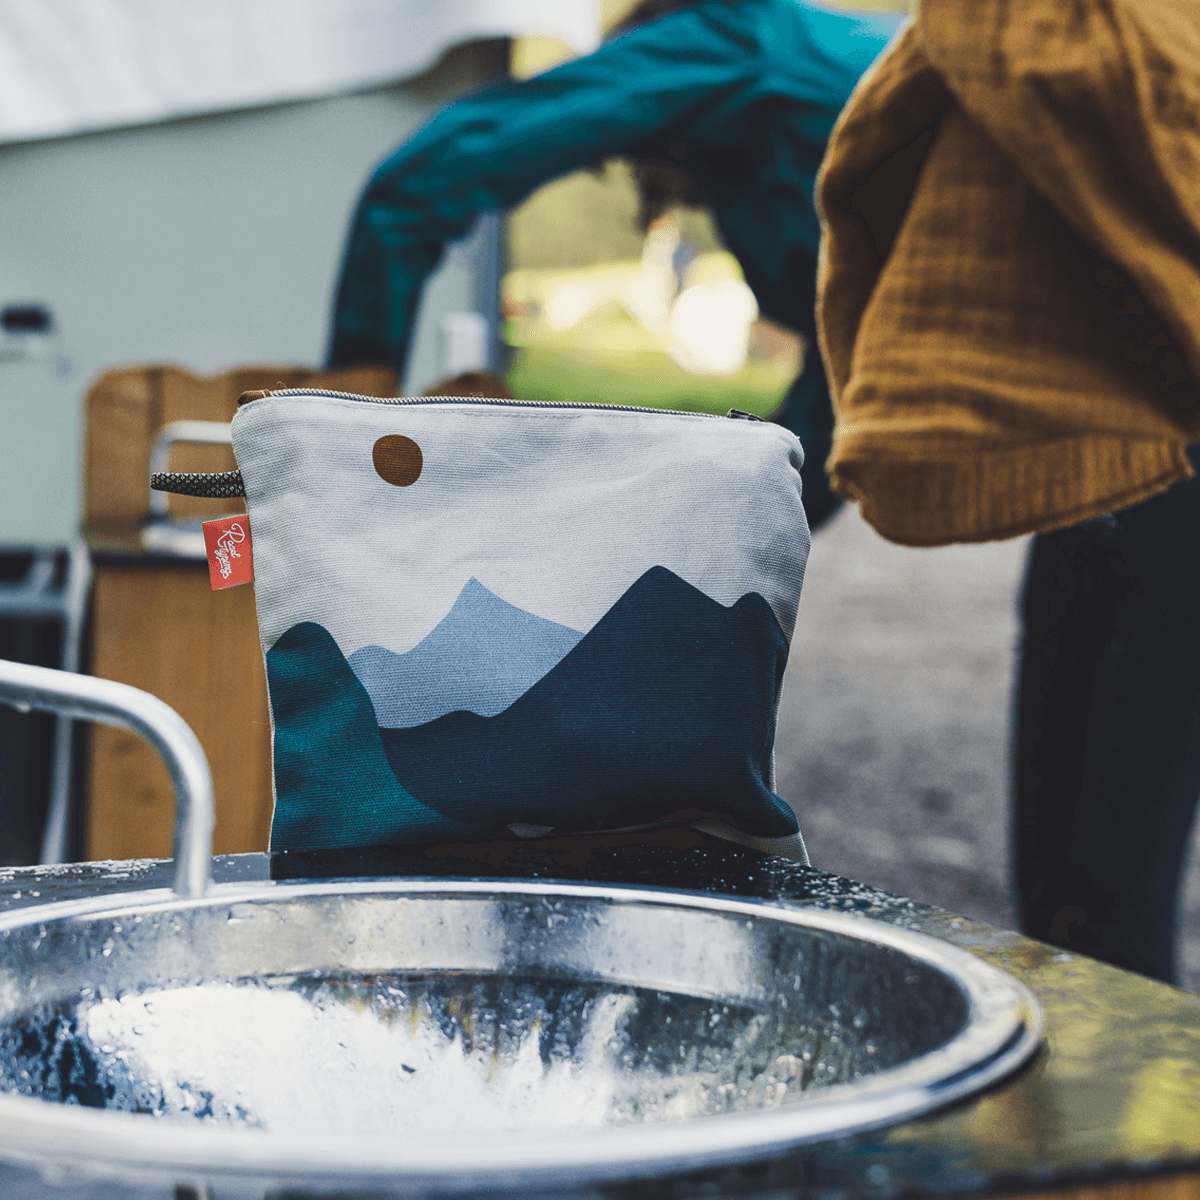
top-left (0, 839), bottom-right (1197, 1197)
top-left (0, 868), bottom-right (1038, 1191)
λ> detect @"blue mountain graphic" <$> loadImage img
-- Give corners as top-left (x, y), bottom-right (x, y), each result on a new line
top-left (378, 566), bottom-right (800, 840)
top-left (265, 622), bottom-right (485, 852)
top-left (347, 579), bottom-right (583, 729)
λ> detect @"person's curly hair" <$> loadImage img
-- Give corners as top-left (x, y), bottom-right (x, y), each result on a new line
top-left (609, 0), bottom-right (717, 229)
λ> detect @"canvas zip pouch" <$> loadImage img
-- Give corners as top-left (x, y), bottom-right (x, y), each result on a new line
top-left (154, 389), bottom-right (812, 861)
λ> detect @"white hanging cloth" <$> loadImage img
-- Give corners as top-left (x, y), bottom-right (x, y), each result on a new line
top-left (0, 0), bottom-right (600, 144)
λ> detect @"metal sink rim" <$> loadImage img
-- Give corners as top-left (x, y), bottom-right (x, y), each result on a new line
top-left (0, 877), bottom-right (1044, 1191)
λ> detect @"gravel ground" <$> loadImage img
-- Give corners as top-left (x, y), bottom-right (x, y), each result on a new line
top-left (773, 503), bottom-right (1200, 993)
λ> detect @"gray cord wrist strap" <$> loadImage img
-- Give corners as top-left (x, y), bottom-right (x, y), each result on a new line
top-left (150, 470), bottom-right (246, 498)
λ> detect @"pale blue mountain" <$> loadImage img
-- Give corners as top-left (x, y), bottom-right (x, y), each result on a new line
top-left (347, 578), bottom-right (584, 728)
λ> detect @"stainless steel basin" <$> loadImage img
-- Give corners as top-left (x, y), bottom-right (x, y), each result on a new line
top-left (0, 659), bottom-right (1043, 1196)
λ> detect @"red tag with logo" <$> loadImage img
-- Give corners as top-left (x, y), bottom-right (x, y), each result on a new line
top-left (202, 515), bottom-right (253, 590)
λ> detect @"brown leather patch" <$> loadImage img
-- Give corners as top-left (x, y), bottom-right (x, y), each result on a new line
top-left (373, 435), bottom-right (423, 487)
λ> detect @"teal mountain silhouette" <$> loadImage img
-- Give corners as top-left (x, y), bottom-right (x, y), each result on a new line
top-left (265, 622), bottom-right (483, 851)
top-left (347, 578), bottom-right (582, 728)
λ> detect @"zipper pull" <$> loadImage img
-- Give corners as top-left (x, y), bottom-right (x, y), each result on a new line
top-left (726, 409), bottom-right (765, 421)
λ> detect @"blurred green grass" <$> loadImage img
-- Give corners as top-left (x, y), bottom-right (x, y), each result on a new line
top-left (507, 346), bottom-right (791, 418)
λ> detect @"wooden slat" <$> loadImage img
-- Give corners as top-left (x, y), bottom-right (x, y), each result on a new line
top-left (83, 367), bottom-right (160, 526)
top-left (84, 362), bottom-right (397, 525)
top-left (87, 563), bottom-right (273, 859)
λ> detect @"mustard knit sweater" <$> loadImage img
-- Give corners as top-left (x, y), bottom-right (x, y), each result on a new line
top-left (817, 0), bottom-right (1200, 546)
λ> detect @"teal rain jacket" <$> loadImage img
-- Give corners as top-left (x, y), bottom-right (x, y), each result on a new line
top-left (328, 0), bottom-right (903, 518)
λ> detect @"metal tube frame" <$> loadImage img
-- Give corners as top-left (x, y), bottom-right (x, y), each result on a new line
top-left (39, 538), bottom-right (93, 865)
top-left (0, 658), bottom-right (212, 896)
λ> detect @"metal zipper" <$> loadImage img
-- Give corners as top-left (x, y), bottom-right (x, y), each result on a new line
top-left (151, 392), bottom-right (773, 498)
top-left (247, 388), bottom-right (762, 421)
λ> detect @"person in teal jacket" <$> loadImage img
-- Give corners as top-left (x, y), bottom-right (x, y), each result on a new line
top-left (328, 0), bottom-right (905, 527)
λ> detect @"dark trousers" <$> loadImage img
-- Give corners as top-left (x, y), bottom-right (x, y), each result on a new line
top-left (772, 342), bottom-right (843, 533)
top-left (1014, 447), bottom-right (1200, 983)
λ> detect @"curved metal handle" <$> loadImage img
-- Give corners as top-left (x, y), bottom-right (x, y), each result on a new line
top-left (0, 659), bottom-right (212, 896)
top-left (148, 420), bottom-right (234, 518)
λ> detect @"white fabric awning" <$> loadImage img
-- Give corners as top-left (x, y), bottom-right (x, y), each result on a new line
top-left (0, 0), bottom-right (600, 145)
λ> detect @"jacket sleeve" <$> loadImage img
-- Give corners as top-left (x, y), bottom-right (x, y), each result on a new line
top-left (326, 7), bottom-right (767, 372)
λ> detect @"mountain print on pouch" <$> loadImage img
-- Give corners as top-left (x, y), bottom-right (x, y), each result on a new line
top-left (348, 578), bottom-right (583, 728)
top-left (265, 566), bottom-right (800, 851)
top-left (264, 622), bottom-right (484, 852)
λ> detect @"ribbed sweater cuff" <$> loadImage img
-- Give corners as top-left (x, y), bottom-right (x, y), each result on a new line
top-left (828, 435), bottom-right (1192, 545)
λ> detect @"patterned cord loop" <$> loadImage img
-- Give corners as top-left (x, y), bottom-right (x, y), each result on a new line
top-left (150, 470), bottom-right (245, 498)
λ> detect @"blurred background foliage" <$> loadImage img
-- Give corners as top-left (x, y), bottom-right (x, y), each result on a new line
top-left (502, 0), bottom-right (912, 415)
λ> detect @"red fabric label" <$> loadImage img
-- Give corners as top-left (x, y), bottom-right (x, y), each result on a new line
top-left (202, 515), bottom-right (253, 589)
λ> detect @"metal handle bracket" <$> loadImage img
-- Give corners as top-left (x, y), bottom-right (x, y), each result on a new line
top-left (0, 659), bottom-right (213, 896)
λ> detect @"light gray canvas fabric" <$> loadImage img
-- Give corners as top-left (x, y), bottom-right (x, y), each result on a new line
top-left (231, 393), bottom-right (811, 859)
top-left (234, 397), bottom-right (809, 652)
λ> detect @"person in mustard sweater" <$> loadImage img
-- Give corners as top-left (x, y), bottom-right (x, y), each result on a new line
top-left (817, 0), bottom-right (1200, 981)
